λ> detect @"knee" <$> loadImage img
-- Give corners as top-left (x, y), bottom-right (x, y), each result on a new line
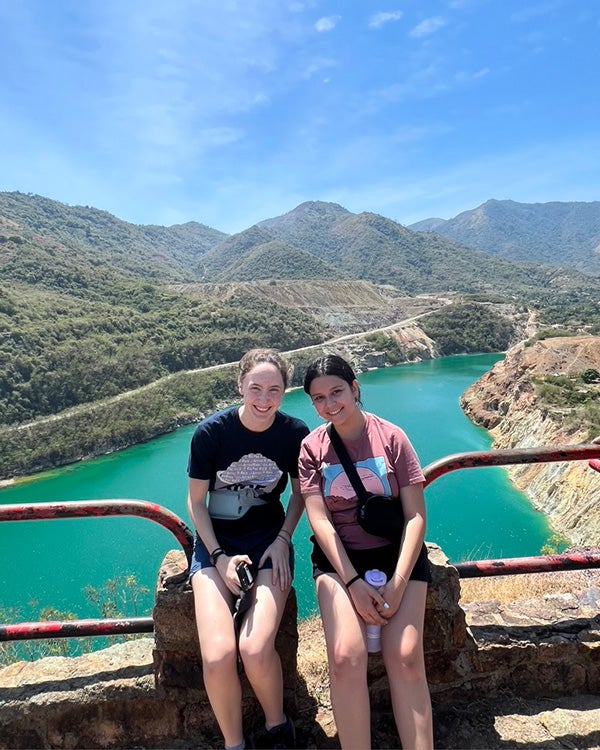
top-left (329, 646), bottom-right (367, 685)
top-left (200, 639), bottom-right (238, 678)
top-left (385, 643), bottom-right (426, 683)
top-left (238, 637), bottom-right (276, 673)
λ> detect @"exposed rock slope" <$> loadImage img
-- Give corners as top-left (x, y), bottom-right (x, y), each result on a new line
top-left (460, 336), bottom-right (600, 546)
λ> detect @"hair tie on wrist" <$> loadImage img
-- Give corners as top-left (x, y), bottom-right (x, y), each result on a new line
top-left (395, 572), bottom-right (408, 585)
top-left (276, 534), bottom-right (290, 545)
top-left (209, 547), bottom-right (225, 566)
top-left (345, 574), bottom-right (361, 589)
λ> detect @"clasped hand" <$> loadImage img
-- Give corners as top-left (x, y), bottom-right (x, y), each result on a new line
top-left (349, 579), bottom-right (390, 626)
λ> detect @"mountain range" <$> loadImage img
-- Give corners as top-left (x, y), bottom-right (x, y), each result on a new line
top-left (409, 199), bottom-right (600, 276)
top-left (1, 190), bottom-right (599, 430)
top-left (3, 192), bottom-right (600, 297)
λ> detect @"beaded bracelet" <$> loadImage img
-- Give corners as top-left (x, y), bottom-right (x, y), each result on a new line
top-left (345, 574), bottom-right (362, 589)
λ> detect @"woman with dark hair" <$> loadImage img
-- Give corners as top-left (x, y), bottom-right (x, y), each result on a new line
top-left (298, 354), bottom-right (433, 750)
top-left (186, 348), bottom-right (309, 750)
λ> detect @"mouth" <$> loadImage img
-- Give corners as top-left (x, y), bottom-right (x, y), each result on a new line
top-left (253, 404), bottom-right (272, 414)
top-left (327, 407), bottom-right (342, 417)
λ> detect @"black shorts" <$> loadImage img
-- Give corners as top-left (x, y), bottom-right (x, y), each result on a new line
top-left (310, 536), bottom-right (432, 583)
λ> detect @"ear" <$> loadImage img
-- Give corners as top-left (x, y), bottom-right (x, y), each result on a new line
top-left (237, 378), bottom-right (244, 396)
top-left (351, 380), bottom-right (359, 400)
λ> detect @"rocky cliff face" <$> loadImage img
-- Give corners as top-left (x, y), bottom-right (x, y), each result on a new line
top-left (460, 336), bottom-right (600, 546)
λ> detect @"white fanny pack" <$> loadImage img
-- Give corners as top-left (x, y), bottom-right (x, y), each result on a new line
top-left (208, 488), bottom-right (269, 520)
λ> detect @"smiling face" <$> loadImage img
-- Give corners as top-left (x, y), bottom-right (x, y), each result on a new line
top-left (308, 374), bottom-right (361, 428)
top-left (238, 362), bottom-right (285, 431)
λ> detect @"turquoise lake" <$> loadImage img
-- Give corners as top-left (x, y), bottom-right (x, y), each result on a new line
top-left (0, 353), bottom-right (552, 622)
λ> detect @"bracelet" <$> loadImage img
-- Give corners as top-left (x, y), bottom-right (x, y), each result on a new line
top-left (395, 572), bottom-right (408, 585)
top-left (209, 547), bottom-right (225, 566)
top-left (345, 574), bottom-right (362, 589)
top-left (276, 534), bottom-right (291, 545)
top-left (278, 528), bottom-right (291, 539)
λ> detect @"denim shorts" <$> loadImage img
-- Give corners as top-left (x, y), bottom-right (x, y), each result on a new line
top-left (189, 526), bottom-right (295, 580)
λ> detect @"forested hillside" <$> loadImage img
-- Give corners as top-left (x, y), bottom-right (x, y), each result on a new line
top-left (2, 191), bottom-right (599, 440)
top-left (409, 199), bottom-right (600, 276)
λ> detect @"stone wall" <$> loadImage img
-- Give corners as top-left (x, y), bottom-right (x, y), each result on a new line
top-left (1, 543), bottom-right (598, 749)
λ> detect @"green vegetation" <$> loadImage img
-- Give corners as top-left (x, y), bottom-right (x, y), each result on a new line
top-left (0, 367), bottom-right (241, 477)
top-left (531, 292), bottom-right (600, 334)
top-left (531, 371), bottom-right (600, 440)
top-left (420, 303), bottom-right (515, 356)
top-left (540, 533), bottom-right (569, 556)
top-left (0, 575), bottom-right (149, 665)
top-left (363, 332), bottom-right (407, 364)
top-left (0, 284), bottom-right (325, 426)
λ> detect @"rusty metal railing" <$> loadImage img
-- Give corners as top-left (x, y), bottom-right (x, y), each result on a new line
top-left (422, 442), bottom-right (600, 579)
top-left (0, 499), bottom-right (194, 643)
top-left (422, 443), bottom-right (600, 486)
top-left (1, 443), bottom-right (599, 644)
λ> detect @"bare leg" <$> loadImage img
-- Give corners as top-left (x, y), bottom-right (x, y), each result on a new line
top-left (316, 574), bottom-right (371, 750)
top-left (191, 570), bottom-right (243, 749)
top-left (238, 568), bottom-right (290, 729)
top-left (381, 581), bottom-right (433, 750)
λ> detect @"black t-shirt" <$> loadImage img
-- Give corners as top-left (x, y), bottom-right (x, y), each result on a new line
top-left (187, 406), bottom-right (309, 534)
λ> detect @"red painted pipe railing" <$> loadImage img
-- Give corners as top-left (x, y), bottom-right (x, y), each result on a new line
top-left (1, 443), bottom-right (598, 643)
top-left (0, 617), bottom-right (154, 641)
top-left (0, 499), bottom-right (194, 643)
top-left (422, 443), bottom-right (600, 486)
top-left (454, 550), bottom-right (600, 578)
top-left (0, 499), bottom-right (194, 561)
top-left (423, 442), bottom-right (600, 580)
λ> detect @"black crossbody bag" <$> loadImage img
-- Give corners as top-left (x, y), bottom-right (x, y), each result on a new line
top-left (326, 423), bottom-right (404, 541)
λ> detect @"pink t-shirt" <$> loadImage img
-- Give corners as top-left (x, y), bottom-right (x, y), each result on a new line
top-left (298, 412), bottom-right (425, 550)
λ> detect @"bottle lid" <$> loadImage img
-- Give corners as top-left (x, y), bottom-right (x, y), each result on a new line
top-left (364, 568), bottom-right (387, 586)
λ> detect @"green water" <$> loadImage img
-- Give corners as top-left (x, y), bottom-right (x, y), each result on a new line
top-left (0, 354), bottom-right (552, 623)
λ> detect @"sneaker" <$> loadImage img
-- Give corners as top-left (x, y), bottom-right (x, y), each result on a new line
top-left (265, 715), bottom-right (296, 749)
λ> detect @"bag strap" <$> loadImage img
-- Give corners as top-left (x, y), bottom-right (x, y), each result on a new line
top-left (326, 423), bottom-right (369, 504)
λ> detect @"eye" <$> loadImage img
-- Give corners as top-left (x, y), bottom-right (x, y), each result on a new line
top-left (311, 395), bottom-right (324, 404)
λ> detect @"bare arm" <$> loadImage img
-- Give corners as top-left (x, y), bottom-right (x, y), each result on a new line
top-left (381, 481), bottom-right (427, 613)
top-left (258, 476), bottom-right (305, 589)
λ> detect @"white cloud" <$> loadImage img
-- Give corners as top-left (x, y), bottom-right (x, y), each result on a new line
top-left (409, 17), bottom-right (447, 38)
top-left (368, 11), bottom-right (403, 29)
top-left (302, 57), bottom-right (338, 79)
top-left (315, 16), bottom-right (341, 32)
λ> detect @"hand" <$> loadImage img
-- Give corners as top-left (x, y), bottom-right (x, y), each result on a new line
top-left (378, 577), bottom-right (408, 619)
top-left (259, 536), bottom-right (291, 591)
top-left (348, 579), bottom-right (388, 626)
top-left (216, 554), bottom-right (252, 595)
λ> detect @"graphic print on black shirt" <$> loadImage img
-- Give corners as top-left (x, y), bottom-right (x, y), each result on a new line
top-left (216, 452), bottom-right (283, 497)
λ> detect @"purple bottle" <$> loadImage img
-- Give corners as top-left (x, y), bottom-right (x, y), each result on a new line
top-left (364, 569), bottom-right (387, 653)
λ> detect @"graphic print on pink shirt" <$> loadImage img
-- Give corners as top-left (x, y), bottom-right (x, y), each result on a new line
top-left (323, 455), bottom-right (391, 498)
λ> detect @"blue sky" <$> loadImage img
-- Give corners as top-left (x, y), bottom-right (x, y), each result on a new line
top-left (1, 1), bottom-right (598, 234)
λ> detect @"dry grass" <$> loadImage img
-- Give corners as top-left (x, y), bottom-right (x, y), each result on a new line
top-left (459, 567), bottom-right (600, 604)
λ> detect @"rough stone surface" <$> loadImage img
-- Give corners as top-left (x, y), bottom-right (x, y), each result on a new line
top-left (460, 334), bottom-right (600, 547)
